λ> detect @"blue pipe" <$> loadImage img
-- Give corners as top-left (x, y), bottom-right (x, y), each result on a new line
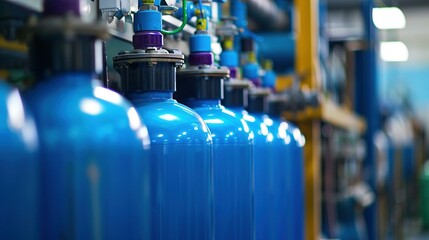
top-left (230, 0), bottom-right (248, 30)
top-left (257, 33), bottom-right (295, 73)
top-left (354, 0), bottom-right (379, 234)
top-left (355, 48), bottom-right (379, 240)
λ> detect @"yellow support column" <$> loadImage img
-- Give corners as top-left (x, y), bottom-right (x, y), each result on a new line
top-left (293, 0), bottom-right (320, 239)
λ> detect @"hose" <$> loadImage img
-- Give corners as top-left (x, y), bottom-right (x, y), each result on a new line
top-left (161, 0), bottom-right (188, 35)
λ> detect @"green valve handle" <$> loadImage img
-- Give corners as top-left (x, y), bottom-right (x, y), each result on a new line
top-left (161, 0), bottom-right (188, 35)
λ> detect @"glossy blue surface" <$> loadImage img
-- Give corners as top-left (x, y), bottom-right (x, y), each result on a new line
top-left (0, 81), bottom-right (39, 240)
top-left (129, 92), bottom-right (213, 240)
top-left (229, 108), bottom-right (272, 239)
top-left (264, 115), bottom-right (304, 240)
top-left (185, 100), bottom-right (253, 240)
top-left (230, 106), bottom-right (305, 239)
top-left (286, 121), bottom-right (305, 240)
top-left (25, 73), bottom-right (150, 240)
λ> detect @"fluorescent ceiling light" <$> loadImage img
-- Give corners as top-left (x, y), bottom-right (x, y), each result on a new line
top-left (380, 41), bottom-right (409, 62)
top-left (372, 7), bottom-right (406, 29)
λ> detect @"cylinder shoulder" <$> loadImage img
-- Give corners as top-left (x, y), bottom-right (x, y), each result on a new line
top-left (192, 106), bottom-right (253, 144)
top-left (25, 83), bottom-right (149, 148)
top-left (283, 119), bottom-right (305, 147)
top-left (240, 112), bottom-right (271, 143)
top-left (133, 99), bottom-right (213, 144)
top-left (263, 116), bottom-right (292, 146)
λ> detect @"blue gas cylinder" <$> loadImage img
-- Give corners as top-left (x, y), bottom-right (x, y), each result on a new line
top-left (25, 6), bottom-right (151, 239)
top-left (226, 85), bottom-right (275, 240)
top-left (127, 92), bottom-right (213, 239)
top-left (114, 3), bottom-right (213, 238)
top-left (287, 122), bottom-right (305, 240)
top-left (0, 81), bottom-right (39, 239)
top-left (114, 52), bottom-right (213, 239)
top-left (266, 97), bottom-right (305, 240)
top-left (253, 93), bottom-right (293, 240)
top-left (176, 67), bottom-right (254, 240)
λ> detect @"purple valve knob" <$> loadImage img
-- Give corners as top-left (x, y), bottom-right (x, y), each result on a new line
top-left (133, 31), bottom-right (164, 50)
top-left (189, 52), bottom-right (214, 66)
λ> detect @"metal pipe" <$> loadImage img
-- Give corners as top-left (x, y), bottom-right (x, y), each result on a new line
top-left (246, 0), bottom-right (290, 31)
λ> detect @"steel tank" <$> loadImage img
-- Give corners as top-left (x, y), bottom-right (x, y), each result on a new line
top-left (175, 68), bottom-right (254, 240)
top-left (176, 12), bottom-right (254, 238)
top-left (267, 97), bottom-right (305, 240)
top-left (242, 87), bottom-right (277, 240)
top-left (24, 1), bottom-right (151, 239)
top-left (123, 91), bottom-right (213, 240)
top-left (0, 81), bottom-right (39, 239)
top-left (113, 2), bottom-right (213, 238)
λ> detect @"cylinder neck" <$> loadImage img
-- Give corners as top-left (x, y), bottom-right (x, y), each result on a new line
top-left (126, 91), bottom-right (173, 100)
top-left (176, 74), bottom-right (225, 102)
top-left (268, 99), bottom-right (284, 116)
top-left (44, 72), bottom-right (94, 85)
top-left (186, 99), bottom-right (221, 108)
top-left (228, 106), bottom-right (245, 113)
top-left (31, 32), bottom-right (102, 82)
top-left (247, 93), bottom-right (268, 114)
top-left (222, 86), bottom-right (248, 108)
top-left (114, 57), bottom-right (180, 93)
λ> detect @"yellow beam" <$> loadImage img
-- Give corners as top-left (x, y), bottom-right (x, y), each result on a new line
top-left (283, 99), bottom-right (367, 134)
top-left (293, 0), bottom-right (320, 239)
top-left (275, 74), bottom-right (294, 92)
top-left (298, 120), bottom-right (320, 240)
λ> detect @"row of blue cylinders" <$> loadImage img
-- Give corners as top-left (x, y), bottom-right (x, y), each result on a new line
top-left (0, 72), bottom-right (304, 239)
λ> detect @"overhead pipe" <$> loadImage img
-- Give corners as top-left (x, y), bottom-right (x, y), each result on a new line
top-left (246, 0), bottom-right (290, 31)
